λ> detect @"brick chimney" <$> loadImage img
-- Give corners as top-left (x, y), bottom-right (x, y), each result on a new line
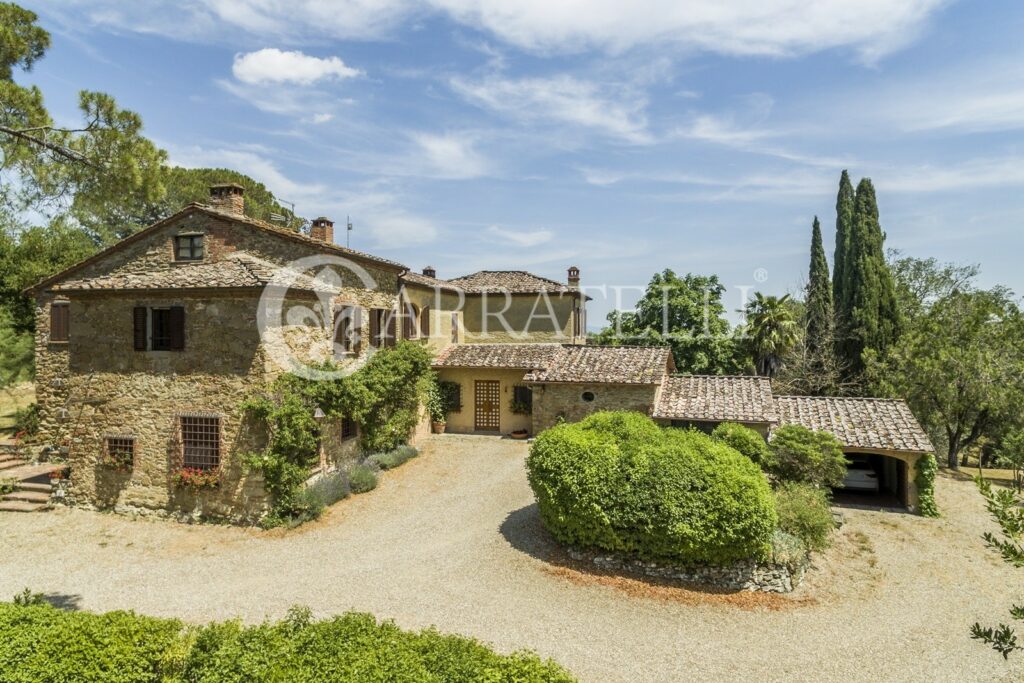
top-left (423, 265), bottom-right (437, 278)
top-left (567, 266), bottom-right (580, 289)
top-left (310, 217), bottom-right (334, 244)
top-left (209, 183), bottom-right (245, 216)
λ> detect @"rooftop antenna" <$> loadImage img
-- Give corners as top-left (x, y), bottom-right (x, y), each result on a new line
top-left (346, 215), bottom-right (353, 248)
top-left (272, 198), bottom-right (302, 231)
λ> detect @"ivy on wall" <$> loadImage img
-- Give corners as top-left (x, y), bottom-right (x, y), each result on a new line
top-left (915, 452), bottom-right (939, 517)
top-left (241, 342), bottom-right (434, 524)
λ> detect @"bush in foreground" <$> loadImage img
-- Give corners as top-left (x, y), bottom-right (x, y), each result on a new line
top-left (348, 464), bottom-right (378, 494)
top-left (0, 602), bottom-right (575, 682)
top-left (764, 424), bottom-right (847, 488)
top-left (773, 482), bottom-right (835, 552)
top-left (367, 445), bottom-right (418, 470)
top-left (527, 411), bottom-right (776, 565)
top-left (711, 422), bottom-right (770, 464)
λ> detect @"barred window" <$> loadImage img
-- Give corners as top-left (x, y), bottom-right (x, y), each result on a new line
top-left (341, 416), bottom-right (357, 441)
top-left (180, 415), bottom-right (220, 470)
top-left (103, 436), bottom-right (135, 471)
top-left (513, 385), bottom-right (533, 410)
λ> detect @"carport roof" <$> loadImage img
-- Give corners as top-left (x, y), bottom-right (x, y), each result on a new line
top-left (653, 375), bottom-right (778, 423)
top-left (776, 396), bottom-right (934, 454)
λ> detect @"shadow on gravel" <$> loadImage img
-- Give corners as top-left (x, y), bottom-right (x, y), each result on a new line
top-left (42, 593), bottom-right (83, 611)
top-left (499, 504), bottom-right (563, 563)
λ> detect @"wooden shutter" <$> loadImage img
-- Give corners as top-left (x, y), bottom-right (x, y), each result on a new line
top-left (369, 309), bottom-right (381, 348)
top-left (168, 306), bottom-right (185, 351)
top-left (451, 312), bottom-right (459, 343)
top-left (402, 304), bottom-right (415, 340)
top-left (352, 307), bottom-right (363, 355)
top-left (385, 311), bottom-right (397, 348)
top-left (133, 307), bottom-right (148, 351)
top-left (420, 306), bottom-right (430, 338)
top-left (50, 303), bottom-right (69, 342)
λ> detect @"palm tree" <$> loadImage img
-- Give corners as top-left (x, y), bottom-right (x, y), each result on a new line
top-left (743, 293), bottom-right (800, 377)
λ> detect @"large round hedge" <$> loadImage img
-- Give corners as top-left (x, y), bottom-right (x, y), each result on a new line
top-left (526, 411), bottom-right (777, 565)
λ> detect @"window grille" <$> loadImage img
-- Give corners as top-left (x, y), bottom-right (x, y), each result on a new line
top-left (103, 436), bottom-right (135, 470)
top-left (513, 385), bottom-right (533, 410)
top-left (341, 416), bottom-right (357, 440)
top-left (180, 414), bottom-right (220, 470)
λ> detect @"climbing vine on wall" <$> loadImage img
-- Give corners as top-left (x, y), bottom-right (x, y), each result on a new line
top-left (241, 342), bottom-right (434, 523)
top-left (915, 452), bottom-right (939, 517)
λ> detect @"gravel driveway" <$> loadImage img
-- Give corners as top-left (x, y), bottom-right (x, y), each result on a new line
top-left (1, 434), bottom-right (1021, 682)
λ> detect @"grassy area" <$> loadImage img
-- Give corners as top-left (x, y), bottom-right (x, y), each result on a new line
top-left (0, 382), bottom-right (34, 436)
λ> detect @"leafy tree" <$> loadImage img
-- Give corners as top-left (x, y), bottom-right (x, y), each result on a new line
top-left (73, 166), bottom-right (305, 242)
top-left (593, 269), bottom-right (744, 374)
top-left (889, 250), bottom-right (980, 322)
top-left (879, 288), bottom-right (1024, 469)
top-left (832, 170), bottom-right (855, 331)
top-left (996, 430), bottom-right (1024, 492)
top-left (0, 308), bottom-right (31, 388)
top-left (0, 3), bottom-right (166, 224)
top-left (971, 478), bottom-right (1024, 659)
top-left (806, 216), bottom-right (833, 356)
top-left (741, 292), bottom-right (799, 378)
top-left (839, 178), bottom-right (901, 376)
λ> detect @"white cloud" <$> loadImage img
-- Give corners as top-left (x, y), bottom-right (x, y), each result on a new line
top-left (876, 156), bottom-right (1024, 193)
top-left (232, 48), bottom-right (361, 85)
top-left (53, 0), bottom-right (947, 61)
top-left (485, 225), bottom-right (553, 247)
top-left (411, 132), bottom-right (491, 179)
top-left (311, 113), bottom-right (334, 124)
top-left (451, 74), bottom-right (650, 143)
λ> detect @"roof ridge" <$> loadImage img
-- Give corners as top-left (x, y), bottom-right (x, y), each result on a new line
top-left (775, 395), bottom-right (909, 403)
top-left (670, 373), bottom-right (767, 379)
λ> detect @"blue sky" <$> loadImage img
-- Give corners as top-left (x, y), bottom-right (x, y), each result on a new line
top-left (22, 0), bottom-right (1024, 326)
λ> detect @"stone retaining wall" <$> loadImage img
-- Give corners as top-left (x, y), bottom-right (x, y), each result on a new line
top-left (567, 547), bottom-right (807, 593)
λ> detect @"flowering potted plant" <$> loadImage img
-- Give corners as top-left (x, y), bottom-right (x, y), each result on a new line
top-left (172, 467), bottom-right (222, 491)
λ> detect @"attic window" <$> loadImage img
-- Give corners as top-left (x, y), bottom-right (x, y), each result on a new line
top-left (175, 234), bottom-right (205, 261)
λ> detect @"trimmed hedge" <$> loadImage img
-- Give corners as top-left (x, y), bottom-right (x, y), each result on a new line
top-left (711, 422), bottom-right (770, 464)
top-left (764, 424), bottom-right (847, 488)
top-left (0, 603), bottom-right (575, 682)
top-left (915, 452), bottom-right (939, 517)
top-left (527, 411), bottom-right (777, 565)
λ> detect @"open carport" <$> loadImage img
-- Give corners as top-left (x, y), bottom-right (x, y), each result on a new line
top-left (775, 396), bottom-right (934, 511)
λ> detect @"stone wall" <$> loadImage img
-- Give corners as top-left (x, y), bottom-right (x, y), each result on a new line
top-left (531, 382), bottom-right (659, 433)
top-left (567, 547), bottom-right (807, 593)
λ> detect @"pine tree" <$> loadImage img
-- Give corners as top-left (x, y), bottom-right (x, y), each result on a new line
top-left (841, 178), bottom-right (901, 375)
top-left (805, 216), bottom-right (833, 356)
top-left (832, 170), bottom-right (855, 326)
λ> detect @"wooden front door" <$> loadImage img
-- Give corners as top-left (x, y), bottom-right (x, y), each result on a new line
top-left (474, 380), bottom-right (501, 432)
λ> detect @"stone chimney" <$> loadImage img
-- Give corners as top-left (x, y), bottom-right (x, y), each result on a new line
top-left (567, 266), bottom-right (580, 289)
top-left (423, 265), bottom-right (437, 278)
top-left (209, 183), bottom-right (245, 216)
top-left (310, 217), bottom-right (334, 244)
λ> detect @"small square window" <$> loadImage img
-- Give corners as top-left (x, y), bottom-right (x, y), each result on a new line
top-left (175, 235), bottom-right (204, 261)
top-left (102, 436), bottom-right (135, 472)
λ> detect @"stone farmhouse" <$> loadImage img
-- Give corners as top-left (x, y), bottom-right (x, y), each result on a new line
top-left (22, 184), bottom-right (933, 520)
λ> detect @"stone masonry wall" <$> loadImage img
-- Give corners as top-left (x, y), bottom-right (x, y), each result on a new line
top-left (531, 382), bottom-right (658, 433)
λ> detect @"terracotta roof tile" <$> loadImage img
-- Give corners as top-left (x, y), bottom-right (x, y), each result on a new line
top-left (433, 343), bottom-right (564, 370)
top-left (447, 270), bottom-right (573, 294)
top-left (53, 252), bottom-right (334, 293)
top-left (523, 345), bottom-right (672, 385)
top-left (776, 396), bottom-right (933, 453)
top-left (653, 375), bottom-right (778, 423)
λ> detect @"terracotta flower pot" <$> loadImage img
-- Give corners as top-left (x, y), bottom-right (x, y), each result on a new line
top-left (510, 430), bottom-right (529, 440)
top-left (431, 421), bottom-right (447, 434)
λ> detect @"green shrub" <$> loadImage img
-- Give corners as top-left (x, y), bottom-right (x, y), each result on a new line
top-left (12, 403), bottom-right (39, 438)
top-left (915, 452), bottom-right (939, 517)
top-left (368, 445), bottom-right (418, 470)
top-left (764, 424), bottom-right (847, 487)
top-left (769, 530), bottom-right (808, 571)
top-left (0, 603), bottom-right (575, 682)
top-left (711, 422), bottom-right (770, 464)
top-left (348, 464), bottom-right (378, 494)
top-left (527, 411), bottom-right (777, 565)
top-left (773, 482), bottom-right (835, 552)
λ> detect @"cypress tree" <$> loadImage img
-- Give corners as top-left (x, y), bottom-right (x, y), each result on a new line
top-left (832, 170), bottom-right (855, 326)
top-left (805, 216), bottom-right (833, 356)
top-left (841, 178), bottom-right (901, 375)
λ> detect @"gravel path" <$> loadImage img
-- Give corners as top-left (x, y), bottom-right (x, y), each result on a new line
top-left (1, 435), bottom-right (1021, 682)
